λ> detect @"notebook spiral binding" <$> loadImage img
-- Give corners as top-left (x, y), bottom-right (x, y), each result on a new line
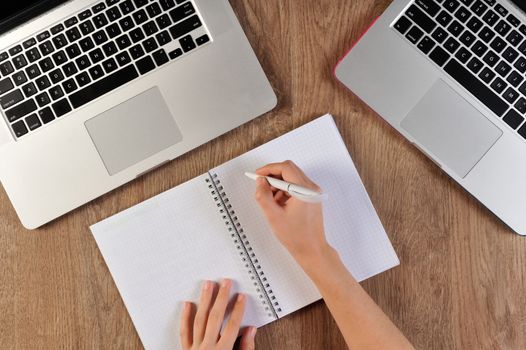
top-left (206, 172), bottom-right (281, 319)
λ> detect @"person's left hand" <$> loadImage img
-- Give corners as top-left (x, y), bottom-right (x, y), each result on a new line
top-left (180, 279), bottom-right (257, 350)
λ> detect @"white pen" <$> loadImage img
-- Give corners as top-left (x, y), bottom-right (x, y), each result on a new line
top-left (245, 172), bottom-right (328, 203)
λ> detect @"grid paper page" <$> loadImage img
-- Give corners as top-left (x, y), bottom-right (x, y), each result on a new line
top-left (90, 174), bottom-right (274, 350)
top-left (212, 114), bottom-right (400, 319)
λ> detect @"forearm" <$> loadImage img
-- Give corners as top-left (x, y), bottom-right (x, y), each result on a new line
top-left (298, 246), bottom-right (414, 350)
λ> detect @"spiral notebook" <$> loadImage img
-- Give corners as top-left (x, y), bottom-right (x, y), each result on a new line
top-left (90, 114), bottom-right (399, 350)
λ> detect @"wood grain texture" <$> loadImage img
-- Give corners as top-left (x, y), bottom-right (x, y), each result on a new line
top-left (2, 0), bottom-right (526, 349)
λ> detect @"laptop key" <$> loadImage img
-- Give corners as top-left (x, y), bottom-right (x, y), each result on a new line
top-left (447, 20), bottom-right (464, 37)
top-left (169, 15), bottom-right (202, 40)
top-left (515, 98), bottom-right (526, 114)
top-left (66, 27), bottom-right (82, 42)
top-left (459, 30), bottom-right (476, 46)
top-left (39, 58), bottom-right (55, 73)
top-left (482, 50), bottom-right (499, 67)
top-left (62, 78), bottom-right (78, 94)
top-left (143, 21), bottom-right (159, 36)
top-left (471, 40), bottom-right (488, 56)
top-left (133, 9), bottom-right (148, 25)
top-left (94, 13), bottom-right (109, 28)
top-left (119, 16), bottom-right (134, 32)
top-left (156, 14), bottom-right (172, 30)
top-left (69, 64), bottom-right (139, 108)
top-left (196, 34), bottom-right (210, 46)
top-left (63, 62), bottom-right (78, 77)
top-left (39, 107), bottom-right (55, 124)
top-left (147, 2), bottom-right (162, 18)
top-left (106, 23), bottom-right (122, 38)
top-left (170, 2), bottom-right (196, 25)
top-left (142, 38), bottom-right (158, 53)
top-left (25, 113), bottom-right (41, 131)
top-left (39, 41), bottom-right (55, 56)
top-left (503, 87), bottom-right (520, 104)
top-left (107, 7), bottom-right (122, 22)
top-left (79, 37), bottom-right (95, 52)
top-left (152, 49), bottom-right (168, 66)
top-left (444, 59), bottom-right (508, 116)
top-left (502, 47), bottom-right (519, 63)
top-left (514, 57), bottom-right (526, 73)
top-left (432, 27), bottom-right (449, 43)
top-left (495, 20), bottom-right (511, 36)
top-left (467, 56), bottom-right (483, 73)
top-left (503, 109), bottom-right (524, 129)
top-left (76, 55), bottom-right (91, 70)
top-left (156, 30), bottom-right (172, 46)
top-left (0, 77), bottom-right (14, 95)
top-left (78, 9), bottom-right (92, 21)
top-left (136, 55), bottom-right (156, 74)
top-left (429, 46), bottom-right (450, 66)
top-left (65, 43), bottom-right (82, 59)
top-left (103, 42), bottom-right (118, 56)
top-left (133, 0), bottom-right (149, 8)
top-left (89, 48), bottom-right (105, 63)
top-left (80, 20), bottom-right (95, 36)
top-left (119, 0), bottom-right (135, 15)
top-left (130, 28), bottom-right (145, 43)
top-left (49, 85), bottom-right (64, 100)
top-left (415, 0), bottom-right (440, 16)
top-left (169, 48), bottom-right (182, 60)
top-left (455, 6), bottom-right (471, 23)
top-left (102, 57), bottom-right (118, 73)
top-left (506, 30), bottom-right (523, 47)
top-left (160, 0), bottom-right (176, 11)
top-left (116, 51), bottom-right (132, 66)
top-left (479, 67), bottom-right (495, 83)
top-left (35, 92), bottom-right (51, 107)
top-left (50, 23), bottom-right (64, 34)
top-left (129, 44), bottom-right (145, 59)
top-left (26, 48), bottom-right (41, 63)
top-left (466, 16), bottom-right (483, 33)
top-left (52, 50), bottom-right (68, 66)
top-left (437, 10), bottom-right (453, 27)
top-left (35, 76), bottom-right (51, 90)
top-left (482, 10), bottom-right (498, 26)
top-left (495, 61), bottom-right (511, 77)
top-left (52, 98), bottom-right (72, 117)
top-left (52, 34), bottom-right (68, 49)
top-left (444, 37), bottom-right (461, 53)
top-left (13, 54), bottom-right (28, 69)
top-left (456, 47), bottom-right (472, 63)
top-left (506, 71), bottom-right (523, 87)
top-left (9, 45), bottom-right (22, 56)
top-left (65, 16), bottom-right (78, 28)
top-left (507, 14), bottom-right (520, 28)
top-left (478, 26), bottom-right (495, 43)
top-left (490, 36), bottom-right (507, 53)
top-left (491, 77), bottom-right (507, 93)
top-left (11, 120), bottom-right (28, 137)
top-left (13, 71), bottom-right (28, 86)
top-left (93, 3), bottom-right (106, 13)
top-left (0, 61), bottom-right (14, 75)
top-left (75, 72), bottom-right (91, 87)
top-left (5, 99), bottom-right (37, 122)
top-left (471, 1), bottom-right (487, 16)
top-left (0, 89), bottom-right (24, 109)
top-left (444, 0), bottom-right (460, 13)
top-left (23, 38), bottom-right (37, 49)
top-left (89, 65), bottom-right (105, 80)
top-left (21, 82), bottom-right (37, 97)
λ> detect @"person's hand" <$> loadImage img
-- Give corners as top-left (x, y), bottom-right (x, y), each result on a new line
top-left (254, 161), bottom-right (332, 266)
top-left (180, 279), bottom-right (257, 350)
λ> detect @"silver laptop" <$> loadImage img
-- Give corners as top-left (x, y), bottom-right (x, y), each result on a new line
top-left (0, 0), bottom-right (276, 229)
top-left (336, 0), bottom-right (526, 235)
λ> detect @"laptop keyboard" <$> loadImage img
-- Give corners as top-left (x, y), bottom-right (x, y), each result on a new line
top-left (0, 0), bottom-right (211, 139)
top-left (394, 0), bottom-right (526, 140)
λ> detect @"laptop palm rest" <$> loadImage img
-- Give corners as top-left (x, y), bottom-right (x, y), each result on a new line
top-left (85, 87), bottom-right (183, 176)
top-left (401, 79), bottom-right (502, 178)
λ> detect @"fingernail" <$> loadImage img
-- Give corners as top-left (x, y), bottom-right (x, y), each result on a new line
top-left (250, 326), bottom-right (257, 337)
top-left (202, 280), bottom-right (211, 291)
top-left (221, 278), bottom-right (232, 288)
top-left (183, 301), bottom-right (189, 310)
top-left (237, 293), bottom-right (245, 302)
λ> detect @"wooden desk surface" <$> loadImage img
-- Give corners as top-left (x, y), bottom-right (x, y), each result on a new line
top-left (2, 0), bottom-right (526, 349)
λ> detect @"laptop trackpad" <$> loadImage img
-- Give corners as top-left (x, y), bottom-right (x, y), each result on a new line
top-left (85, 87), bottom-right (183, 176)
top-left (401, 79), bottom-right (502, 178)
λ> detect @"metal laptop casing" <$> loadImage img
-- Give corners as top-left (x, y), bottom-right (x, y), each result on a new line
top-left (0, 0), bottom-right (277, 229)
top-left (335, 0), bottom-right (526, 235)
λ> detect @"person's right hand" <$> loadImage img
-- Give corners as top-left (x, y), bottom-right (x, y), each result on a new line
top-left (254, 161), bottom-right (331, 265)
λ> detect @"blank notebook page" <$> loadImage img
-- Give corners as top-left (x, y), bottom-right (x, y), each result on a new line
top-left (90, 174), bottom-right (273, 350)
top-left (212, 114), bottom-right (400, 317)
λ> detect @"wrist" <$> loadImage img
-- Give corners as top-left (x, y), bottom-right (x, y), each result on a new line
top-left (294, 242), bottom-right (340, 277)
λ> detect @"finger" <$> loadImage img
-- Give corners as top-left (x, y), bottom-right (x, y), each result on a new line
top-left (218, 294), bottom-right (247, 347)
top-left (239, 327), bottom-right (257, 350)
top-left (274, 191), bottom-right (290, 206)
top-left (203, 279), bottom-right (232, 343)
top-left (256, 161), bottom-right (321, 191)
top-left (255, 177), bottom-right (283, 218)
top-left (179, 302), bottom-right (194, 350)
top-left (193, 280), bottom-right (215, 344)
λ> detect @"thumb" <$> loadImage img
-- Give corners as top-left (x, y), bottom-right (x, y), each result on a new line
top-left (255, 177), bottom-right (281, 218)
top-left (240, 327), bottom-right (256, 350)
